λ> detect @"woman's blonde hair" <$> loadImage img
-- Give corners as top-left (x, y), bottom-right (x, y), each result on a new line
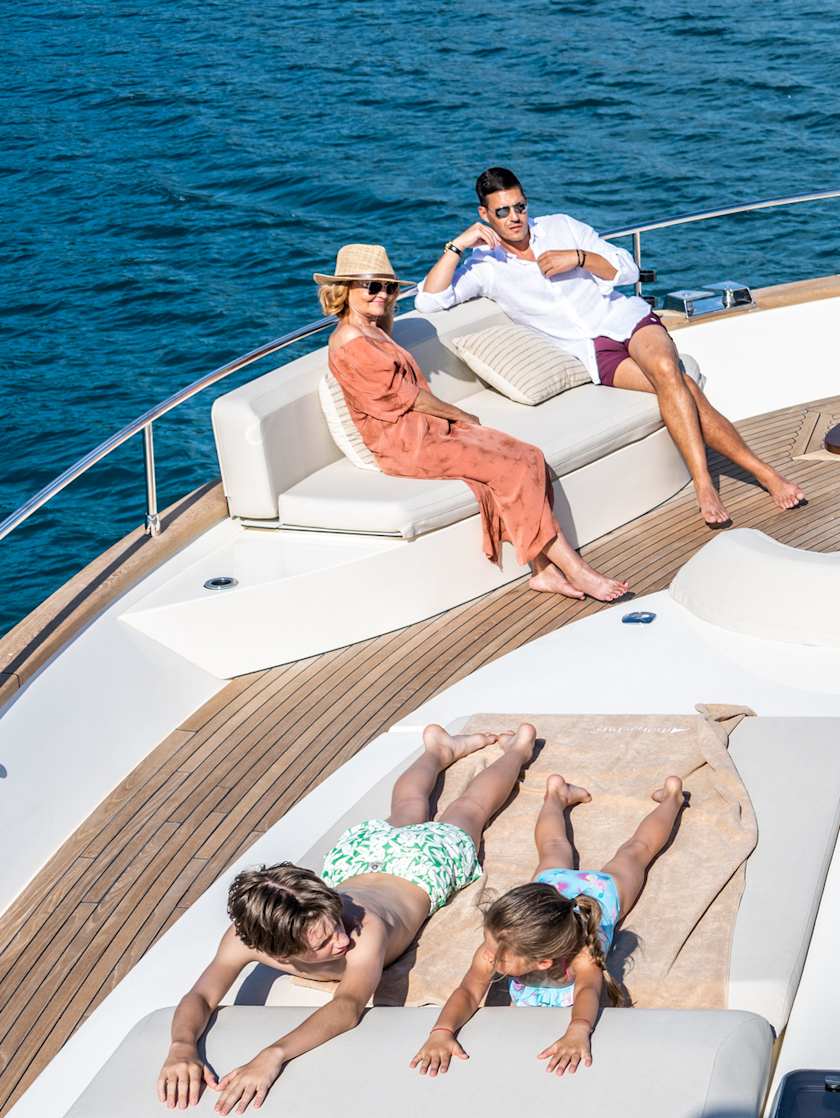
top-left (317, 281), bottom-right (395, 333)
top-left (484, 882), bottom-right (627, 1006)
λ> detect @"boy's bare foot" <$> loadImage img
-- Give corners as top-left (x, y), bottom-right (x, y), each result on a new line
top-left (696, 483), bottom-right (730, 527)
top-left (528, 564), bottom-right (585, 599)
top-left (497, 722), bottom-right (538, 764)
top-left (764, 470), bottom-right (805, 510)
top-left (545, 773), bottom-right (592, 807)
top-left (567, 560), bottom-right (630, 603)
top-left (422, 724), bottom-right (498, 767)
top-left (652, 775), bottom-right (685, 803)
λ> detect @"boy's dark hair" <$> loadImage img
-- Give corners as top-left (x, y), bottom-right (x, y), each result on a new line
top-left (475, 167), bottom-right (524, 206)
top-left (227, 862), bottom-right (343, 958)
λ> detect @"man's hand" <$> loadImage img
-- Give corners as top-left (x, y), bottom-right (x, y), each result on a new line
top-left (214, 1047), bottom-right (284, 1114)
top-left (454, 408), bottom-right (481, 425)
top-left (537, 1022), bottom-right (592, 1076)
top-left (410, 1031), bottom-right (469, 1076)
top-left (537, 250), bottom-right (581, 278)
top-left (158, 1042), bottom-right (218, 1109)
top-left (453, 222), bottom-right (501, 252)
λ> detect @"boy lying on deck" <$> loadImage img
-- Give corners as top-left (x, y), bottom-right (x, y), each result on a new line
top-left (157, 722), bottom-right (538, 1114)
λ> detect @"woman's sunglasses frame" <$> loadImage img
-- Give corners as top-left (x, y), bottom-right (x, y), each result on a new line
top-left (354, 279), bottom-right (400, 296)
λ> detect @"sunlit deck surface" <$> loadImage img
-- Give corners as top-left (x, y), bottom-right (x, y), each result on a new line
top-left (2, 393), bottom-right (840, 1114)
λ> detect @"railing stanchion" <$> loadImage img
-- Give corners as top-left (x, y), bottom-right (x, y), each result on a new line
top-left (633, 231), bottom-right (643, 298)
top-left (143, 423), bottom-right (161, 537)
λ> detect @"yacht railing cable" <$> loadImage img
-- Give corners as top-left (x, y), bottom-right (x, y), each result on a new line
top-left (1, 187), bottom-right (839, 544)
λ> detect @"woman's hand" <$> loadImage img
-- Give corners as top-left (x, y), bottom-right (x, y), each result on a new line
top-left (537, 1022), bottom-right (592, 1076)
top-left (158, 1042), bottom-right (218, 1108)
top-left (214, 1047), bottom-right (285, 1114)
top-left (454, 408), bottom-right (481, 425)
top-left (410, 1031), bottom-right (469, 1076)
top-left (537, 250), bottom-right (581, 278)
top-left (453, 222), bottom-right (501, 252)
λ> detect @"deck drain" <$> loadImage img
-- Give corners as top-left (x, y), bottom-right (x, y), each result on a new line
top-left (203, 576), bottom-right (238, 591)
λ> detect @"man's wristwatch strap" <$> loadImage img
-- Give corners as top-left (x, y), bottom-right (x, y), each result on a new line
top-left (444, 241), bottom-right (463, 257)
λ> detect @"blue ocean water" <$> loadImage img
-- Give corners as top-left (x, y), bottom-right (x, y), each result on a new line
top-left (1, 1), bottom-right (839, 636)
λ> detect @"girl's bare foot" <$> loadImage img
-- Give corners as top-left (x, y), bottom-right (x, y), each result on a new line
top-left (528, 564), bottom-right (585, 598)
top-left (764, 471), bottom-right (805, 510)
top-left (422, 724), bottom-right (498, 766)
top-left (497, 722), bottom-right (538, 764)
top-left (545, 773), bottom-right (592, 807)
top-left (696, 483), bottom-right (730, 526)
top-left (567, 559), bottom-right (629, 603)
top-left (652, 775), bottom-right (685, 803)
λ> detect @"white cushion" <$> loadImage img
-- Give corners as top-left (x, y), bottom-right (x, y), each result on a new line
top-left (670, 529), bottom-right (840, 647)
top-left (279, 384), bottom-right (663, 536)
top-left (317, 371), bottom-right (381, 472)
top-left (452, 324), bottom-right (591, 404)
top-left (66, 1005), bottom-right (772, 1118)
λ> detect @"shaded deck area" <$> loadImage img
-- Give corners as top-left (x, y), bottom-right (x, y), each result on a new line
top-left (2, 394), bottom-right (840, 1114)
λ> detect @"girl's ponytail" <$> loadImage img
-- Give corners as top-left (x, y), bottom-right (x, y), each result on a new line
top-left (574, 894), bottom-right (628, 1006)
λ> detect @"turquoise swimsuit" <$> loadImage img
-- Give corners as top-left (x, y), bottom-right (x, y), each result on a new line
top-left (508, 869), bottom-right (621, 1008)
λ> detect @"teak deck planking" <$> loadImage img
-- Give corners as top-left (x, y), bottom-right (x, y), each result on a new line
top-left (2, 395), bottom-right (840, 1114)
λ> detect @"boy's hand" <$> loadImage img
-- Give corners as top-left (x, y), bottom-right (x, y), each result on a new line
top-left (537, 1022), bottom-right (592, 1076)
top-left (410, 1031), bottom-right (469, 1076)
top-left (214, 1047), bottom-right (284, 1114)
top-left (158, 1042), bottom-right (218, 1108)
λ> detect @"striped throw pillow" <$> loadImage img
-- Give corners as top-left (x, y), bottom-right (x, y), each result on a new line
top-left (451, 325), bottom-right (591, 405)
top-left (318, 371), bottom-right (381, 471)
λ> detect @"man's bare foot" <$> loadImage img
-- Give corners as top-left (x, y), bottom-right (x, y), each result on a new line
top-left (652, 775), bottom-right (685, 803)
top-left (545, 773), bottom-right (592, 808)
top-left (497, 722), bottom-right (538, 764)
top-left (764, 471), bottom-right (805, 510)
top-left (567, 560), bottom-right (629, 603)
top-left (423, 724), bottom-right (498, 767)
top-left (529, 564), bottom-right (585, 599)
top-left (697, 483), bottom-right (730, 526)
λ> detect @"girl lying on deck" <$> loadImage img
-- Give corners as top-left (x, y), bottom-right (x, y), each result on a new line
top-left (410, 772), bottom-right (686, 1077)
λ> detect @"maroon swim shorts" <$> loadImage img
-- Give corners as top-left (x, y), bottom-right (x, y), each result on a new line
top-left (594, 310), bottom-right (667, 387)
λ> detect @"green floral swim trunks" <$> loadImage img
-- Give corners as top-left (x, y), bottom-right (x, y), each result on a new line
top-left (321, 818), bottom-right (482, 913)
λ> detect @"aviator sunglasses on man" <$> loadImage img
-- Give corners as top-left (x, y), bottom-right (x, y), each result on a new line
top-left (353, 279), bottom-right (400, 295)
top-left (490, 200), bottom-right (528, 219)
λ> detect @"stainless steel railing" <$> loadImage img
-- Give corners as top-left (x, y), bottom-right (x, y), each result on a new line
top-left (2, 187), bottom-right (839, 545)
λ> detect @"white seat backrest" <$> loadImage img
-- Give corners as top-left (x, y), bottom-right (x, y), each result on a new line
top-left (212, 299), bottom-right (513, 521)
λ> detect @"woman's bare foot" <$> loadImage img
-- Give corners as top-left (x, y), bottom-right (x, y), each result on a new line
top-left (764, 470), bottom-right (805, 510)
top-left (529, 563), bottom-right (585, 599)
top-left (696, 482), bottom-right (731, 526)
top-left (422, 724), bottom-right (498, 767)
top-left (652, 775), bottom-right (685, 804)
top-left (545, 773), bottom-right (592, 808)
top-left (497, 722), bottom-right (538, 765)
top-left (566, 559), bottom-right (629, 603)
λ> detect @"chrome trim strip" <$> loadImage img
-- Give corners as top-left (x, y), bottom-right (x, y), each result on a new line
top-left (2, 188), bottom-right (839, 545)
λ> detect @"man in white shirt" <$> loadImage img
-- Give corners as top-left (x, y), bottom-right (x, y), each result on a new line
top-left (415, 167), bottom-right (805, 526)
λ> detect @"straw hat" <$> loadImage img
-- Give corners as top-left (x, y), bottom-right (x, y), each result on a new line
top-left (313, 243), bottom-right (413, 286)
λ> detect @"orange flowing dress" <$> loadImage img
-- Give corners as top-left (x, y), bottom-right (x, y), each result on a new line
top-left (328, 334), bottom-right (558, 565)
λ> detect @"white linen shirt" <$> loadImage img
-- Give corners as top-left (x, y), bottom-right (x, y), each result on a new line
top-left (414, 212), bottom-right (652, 383)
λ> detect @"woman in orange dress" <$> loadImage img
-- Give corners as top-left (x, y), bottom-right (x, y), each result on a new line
top-left (314, 245), bottom-right (629, 601)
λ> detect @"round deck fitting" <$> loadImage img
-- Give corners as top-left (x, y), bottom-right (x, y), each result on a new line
top-left (203, 576), bottom-right (238, 591)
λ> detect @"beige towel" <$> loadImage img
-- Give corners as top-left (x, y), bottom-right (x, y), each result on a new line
top-left (302, 705), bottom-right (757, 1010)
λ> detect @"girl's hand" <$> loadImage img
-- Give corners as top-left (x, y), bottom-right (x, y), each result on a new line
top-left (409, 1031), bottom-right (469, 1076)
top-left (538, 1023), bottom-right (592, 1076)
